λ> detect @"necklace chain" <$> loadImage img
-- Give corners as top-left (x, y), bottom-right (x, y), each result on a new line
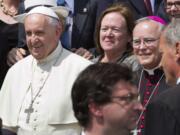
top-left (29, 69), bottom-right (50, 107)
top-left (24, 46), bottom-right (63, 123)
top-left (0, 0), bottom-right (18, 16)
top-left (136, 70), bottom-right (164, 125)
top-left (29, 48), bottom-right (63, 108)
top-left (131, 70), bottom-right (164, 134)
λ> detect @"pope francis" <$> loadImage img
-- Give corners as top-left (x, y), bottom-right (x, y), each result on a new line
top-left (0, 6), bottom-right (91, 135)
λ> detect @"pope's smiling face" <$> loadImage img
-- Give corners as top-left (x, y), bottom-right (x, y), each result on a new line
top-left (25, 14), bottom-right (59, 60)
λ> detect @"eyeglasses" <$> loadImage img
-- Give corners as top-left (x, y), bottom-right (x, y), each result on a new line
top-left (132, 37), bottom-right (159, 48)
top-left (111, 93), bottom-right (139, 105)
top-left (165, 1), bottom-right (180, 9)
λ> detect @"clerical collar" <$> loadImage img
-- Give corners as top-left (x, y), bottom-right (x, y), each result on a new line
top-left (177, 77), bottom-right (180, 84)
top-left (143, 66), bottom-right (160, 75)
top-left (35, 42), bottom-right (62, 64)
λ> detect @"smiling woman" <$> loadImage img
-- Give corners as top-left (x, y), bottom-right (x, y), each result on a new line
top-left (92, 3), bottom-right (140, 72)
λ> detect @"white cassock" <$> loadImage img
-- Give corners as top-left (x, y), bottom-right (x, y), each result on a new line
top-left (0, 42), bottom-right (92, 135)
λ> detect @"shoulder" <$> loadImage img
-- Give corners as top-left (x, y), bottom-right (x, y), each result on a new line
top-left (8, 55), bottom-right (32, 70)
top-left (61, 48), bottom-right (92, 66)
top-left (2, 55), bottom-right (33, 88)
top-left (122, 54), bottom-right (141, 72)
top-left (151, 84), bottom-right (180, 110)
top-left (9, 55), bottom-right (33, 71)
top-left (156, 85), bottom-right (180, 101)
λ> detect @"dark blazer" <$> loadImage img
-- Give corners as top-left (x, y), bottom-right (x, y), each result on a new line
top-left (71, 0), bottom-right (113, 49)
top-left (0, 21), bottom-right (18, 88)
top-left (0, 118), bottom-right (2, 135)
top-left (2, 129), bottom-right (17, 135)
top-left (145, 84), bottom-right (180, 135)
top-left (136, 69), bottom-right (170, 135)
top-left (114, 0), bottom-right (163, 20)
top-left (1, 118), bottom-right (17, 135)
top-left (138, 69), bottom-right (170, 102)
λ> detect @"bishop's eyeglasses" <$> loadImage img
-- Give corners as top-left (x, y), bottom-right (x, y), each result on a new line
top-left (165, 1), bottom-right (180, 9)
top-left (132, 37), bottom-right (159, 48)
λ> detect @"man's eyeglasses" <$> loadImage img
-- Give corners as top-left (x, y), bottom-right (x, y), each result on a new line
top-left (111, 93), bottom-right (139, 105)
top-left (165, 1), bottom-right (180, 9)
top-left (132, 37), bottom-right (159, 48)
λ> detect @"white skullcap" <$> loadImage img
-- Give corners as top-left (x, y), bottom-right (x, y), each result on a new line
top-left (27, 6), bottom-right (59, 20)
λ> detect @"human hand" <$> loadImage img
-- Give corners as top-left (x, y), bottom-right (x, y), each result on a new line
top-left (7, 48), bottom-right (28, 66)
top-left (71, 47), bottom-right (94, 60)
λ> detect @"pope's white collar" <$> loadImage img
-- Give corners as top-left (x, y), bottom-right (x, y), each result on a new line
top-left (35, 42), bottom-right (62, 64)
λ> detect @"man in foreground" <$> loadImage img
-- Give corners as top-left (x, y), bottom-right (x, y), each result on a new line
top-left (71, 63), bottom-right (143, 135)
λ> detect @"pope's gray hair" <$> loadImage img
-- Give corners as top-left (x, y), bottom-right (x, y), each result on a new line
top-left (45, 16), bottom-right (65, 32)
top-left (46, 16), bottom-right (61, 27)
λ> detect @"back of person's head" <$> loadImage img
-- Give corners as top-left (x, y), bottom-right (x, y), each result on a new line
top-left (94, 3), bottom-right (135, 54)
top-left (71, 63), bottom-right (136, 128)
top-left (163, 18), bottom-right (180, 46)
top-left (159, 18), bottom-right (180, 85)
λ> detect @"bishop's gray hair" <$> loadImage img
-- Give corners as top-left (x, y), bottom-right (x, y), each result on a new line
top-left (164, 18), bottom-right (180, 47)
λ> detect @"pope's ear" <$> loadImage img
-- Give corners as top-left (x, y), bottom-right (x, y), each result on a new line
top-left (56, 23), bottom-right (62, 38)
